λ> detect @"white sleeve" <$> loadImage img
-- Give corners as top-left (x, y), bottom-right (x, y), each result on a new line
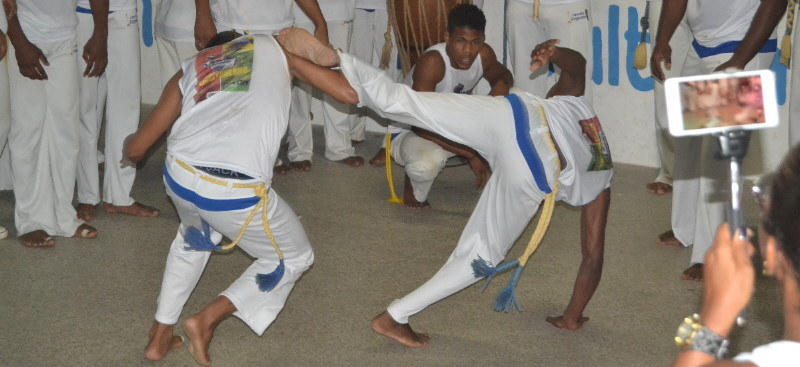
top-left (732, 341), bottom-right (800, 367)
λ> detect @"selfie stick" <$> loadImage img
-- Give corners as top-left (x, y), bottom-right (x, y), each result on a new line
top-left (714, 129), bottom-right (751, 326)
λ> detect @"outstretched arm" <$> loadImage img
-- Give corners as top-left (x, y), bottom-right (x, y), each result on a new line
top-left (123, 71), bottom-right (184, 164)
top-left (530, 40), bottom-right (586, 98)
top-left (547, 188), bottom-right (610, 330)
top-left (284, 51), bottom-right (358, 105)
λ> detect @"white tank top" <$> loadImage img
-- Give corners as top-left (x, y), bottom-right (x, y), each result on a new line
top-left (169, 35), bottom-right (292, 181)
top-left (212, 0), bottom-right (294, 34)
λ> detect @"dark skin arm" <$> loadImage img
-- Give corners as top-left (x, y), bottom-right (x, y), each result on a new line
top-left (124, 72), bottom-right (184, 164)
top-left (2, 0), bottom-right (16, 19)
top-left (650, 0), bottom-right (687, 81)
top-left (193, 0), bottom-right (216, 50)
top-left (530, 39), bottom-right (586, 98)
top-left (0, 30), bottom-right (7, 61)
top-left (83, 0), bottom-right (109, 77)
top-left (6, 11), bottom-right (48, 80)
top-left (294, 0), bottom-right (329, 44)
top-left (480, 44), bottom-right (513, 97)
top-left (714, 0), bottom-right (787, 72)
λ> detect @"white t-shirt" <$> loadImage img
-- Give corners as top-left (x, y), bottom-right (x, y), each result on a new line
top-left (355, 0), bottom-right (385, 10)
top-left (686, 0), bottom-right (759, 48)
top-left (16, 0), bottom-right (79, 43)
top-left (733, 340), bottom-right (800, 367)
top-left (212, 0), bottom-right (294, 34)
top-left (294, 0), bottom-right (355, 25)
top-left (77, 0), bottom-right (136, 11)
top-left (390, 42), bottom-right (485, 134)
top-left (169, 35), bottom-right (291, 181)
top-left (155, 0), bottom-right (196, 42)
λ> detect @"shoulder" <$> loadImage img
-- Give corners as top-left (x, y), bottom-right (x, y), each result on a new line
top-left (411, 50), bottom-right (446, 88)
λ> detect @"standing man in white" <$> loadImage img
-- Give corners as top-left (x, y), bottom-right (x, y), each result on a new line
top-left (0, 0), bottom-right (15, 240)
top-left (506, 0), bottom-right (593, 100)
top-left (651, 0), bottom-right (785, 280)
top-left (154, 0), bottom-right (197, 88)
top-left (287, 0), bottom-right (363, 171)
top-left (5, 0), bottom-right (102, 247)
top-left (75, 0), bottom-right (159, 221)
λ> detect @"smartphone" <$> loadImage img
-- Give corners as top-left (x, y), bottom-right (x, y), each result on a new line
top-left (665, 70), bottom-right (778, 137)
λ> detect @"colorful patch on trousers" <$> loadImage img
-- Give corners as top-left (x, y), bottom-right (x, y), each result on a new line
top-left (579, 116), bottom-right (612, 171)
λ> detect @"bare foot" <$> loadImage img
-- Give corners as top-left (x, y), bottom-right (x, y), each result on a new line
top-left (289, 160), bottom-right (312, 172)
top-left (369, 148), bottom-right (386, 167)
top-left (274, 163), bottom-right (291, 175)
top-left (184, 315), bottom-right (213, 366)
top-left (19, 230), bottom-right (55, 247)
top-left (76, 203), bottom-right (97, 221)
top-left (370, 311), bottom-right (430, 347)
top-left (546, 315), bottom-right (589, 330)
top-left (681, 263), bottom-right (704, 281)
top-left (646, 182), bottom-right (672, 195)
top-left (403, 175), bottom-right (430, 210)
top-left (144, 321), bottom-right (184, 361)
top-left (275, 28), bottom-right (340, 67)
top-left (103, 202), bottom-right (160, 218)
top-left (73, 223), bottom-right (98, 239)
top-left (656, 230), bottom-right (682, 247)
top-left (338, 156), bottom-right (364, 167)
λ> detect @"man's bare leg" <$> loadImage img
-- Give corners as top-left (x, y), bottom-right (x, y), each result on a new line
top-left (369, 148), bottom-right (386, 167)
top-left (144, 321), bottom-right (184, 361)
top-left (76, 203), bottom-right (97, 221)
top-left (183, 296), bottom-right (237, 366)
top-left (103, 202), bottom-right (160, 218)
top-left (403, 175), bottom-right (430, 210)
top-left (276, 28), bottom-right (340, 67)
top-left (370, 311), bottom-right (430, 347)
top-left (681, 263), bottom-right (704, 281)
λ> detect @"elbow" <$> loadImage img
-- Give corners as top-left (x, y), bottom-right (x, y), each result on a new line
top-left (340, 88), bottom-right (359, 105)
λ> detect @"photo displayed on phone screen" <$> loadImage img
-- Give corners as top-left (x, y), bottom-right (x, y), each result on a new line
top-left (678, 75), bottom-right (765, 131)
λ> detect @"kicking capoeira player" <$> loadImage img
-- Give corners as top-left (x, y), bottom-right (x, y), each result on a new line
top-left (126, 32), bottom-right (348, 365)
top-left (376, 4), bottom-right (513, 209)
top-left (278, 29), bottom-right (612, 346)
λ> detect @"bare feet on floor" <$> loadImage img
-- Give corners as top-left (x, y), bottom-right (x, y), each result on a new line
top-left (103, 202), bottom-right (160, 218)
top-left (403, 175), bottom-right (430, 210)
top-left (289, 160), bottom-right (312, 172)
top-left (370, 311), bottom-right (430, 347)
top-left (656, 230), bottom-right (683, 247)
top-left (274, 163), bottom-right (291, 175)
top-left (646, 182), bottom-right (672, 195)
top-left (184, 314), bottom-right (214, 366)
top-left (144, 322), bottom-right (184, 361)
top-left (275, 28), bottom-right (340, 67)
top-left (545, 315), bottom-right (589, 330)
top-left (681, 263), bottom-right (704, 281)
top-left (338, 156), bottom-right (364, 167)
top-left (369, 148), bottom-right (386, 167)
top-left (76, 203), bottom-right (97, 221)
top-left (73, 223), bottom-right (98, 239)
top-left (19, 230), bottom-right (55, 247)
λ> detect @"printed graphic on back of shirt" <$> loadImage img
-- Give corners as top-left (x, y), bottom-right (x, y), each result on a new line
top-left (194, 36), bottom-right (254, 103)
top-left (578, 116), bottom-right (613, 171)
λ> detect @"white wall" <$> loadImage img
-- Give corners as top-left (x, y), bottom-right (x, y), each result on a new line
top-left (137, 0), bottom-right (792, 172)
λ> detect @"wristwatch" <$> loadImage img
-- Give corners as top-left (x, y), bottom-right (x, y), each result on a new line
top-left (674, 313), bottom-right (729, 359)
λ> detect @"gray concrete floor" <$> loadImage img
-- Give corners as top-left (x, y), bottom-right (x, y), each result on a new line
top-left (0, 108), bottom-right (783, 366)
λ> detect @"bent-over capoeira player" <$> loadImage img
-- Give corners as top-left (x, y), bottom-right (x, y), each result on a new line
top-left (373, 4), bottom-right (513, 210)
top-left (124, 31), bottom-right (350, 365)
top-left (278, 29), bottom-right (612, 346)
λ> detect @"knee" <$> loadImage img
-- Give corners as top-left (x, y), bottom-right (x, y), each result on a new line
top-left (405, 157), bottom-right (445, 182)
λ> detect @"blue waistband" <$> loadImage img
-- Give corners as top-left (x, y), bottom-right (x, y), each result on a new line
top-left (505, 94), bottom-right (551, 193)
top-left (691, 38), bottom-right (776, 58)
top-left (76, 6), bottom-right (114, 14)
top-left (163, 164), bottom-right (260, 212)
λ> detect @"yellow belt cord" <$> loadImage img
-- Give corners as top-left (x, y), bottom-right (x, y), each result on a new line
top-left (175, 160), bottom-right (284, 259)
top-left (384, 134), bottom-right (404, 204)
top-left (781, 0), bottom-right (797, 67)
top-left (533, 0), bottom-right (540, 22)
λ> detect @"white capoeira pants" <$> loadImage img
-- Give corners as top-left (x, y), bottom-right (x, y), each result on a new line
top-left (0, 49), bottom-right (11, 191)
top-left (155, 37), bottom-right (196, 88)
top-left (8, 38), bottom-right (83, 236)
top-left (155, 154), bottom-right (314, 335)
top-left (288, 19), bottom-right (355, 162)
top-left (506, 0), bottom-right (593, 101)
top-left (76, 9), bottom-right (141, 206)
top-left (339, 53), bottom-right (559, 323)
top-left (649, 0), bottom-right (692, 185)
top-left (390, 130), bottom-right (456, 202)
top-left (348, 7), bottom-right (400, 140)
top-left (671, 48), bottom-right (774, 266)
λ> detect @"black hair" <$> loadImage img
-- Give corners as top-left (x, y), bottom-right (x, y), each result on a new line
top-left (447, 3), bottom-right (486, 34)
top-left (205, 31), bottom-right (244, 49)
top-left (765, 143), bottom-right (800, 283)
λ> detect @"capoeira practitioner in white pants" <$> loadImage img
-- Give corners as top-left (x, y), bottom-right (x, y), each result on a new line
top-left (128, 32), bottom-right (349, 365)
top-left (287, 0), bottom-right (364, 171)
top-left (6, 0), bottom-right (101, 247)
top-left (75, 0), bottom-right (159, 221)
top-left (0, 2), bottom-right (11, 239)
top-left (154, 0), bottom-right (197, 88)
top-left (280, 29), bottom-right (612, 347)
top-left (506, 0), bottom-right (593, 100)
top-left (651, 0), bottom-right (782, 281)
top-left (382, 4), bottom-right (513, 209)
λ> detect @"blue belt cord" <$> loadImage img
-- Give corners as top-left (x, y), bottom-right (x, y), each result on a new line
top-left (76, 6), bottom-right (113, 14)
top-left (505, 94), bottom-right (551, 194)
top-left (692, 39), bottom-right (777, 58)
top-left (163, 164), bottom-right (259, 212)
